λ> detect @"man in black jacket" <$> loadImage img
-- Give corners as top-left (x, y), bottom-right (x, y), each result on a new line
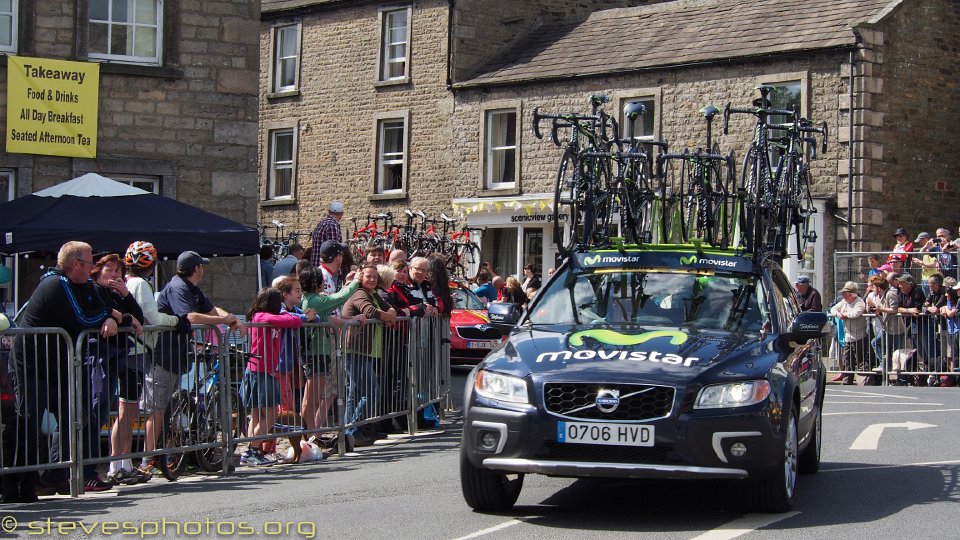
top-left (6, 241), bottom-right (121, 502)
top-left (795, 276), bottom-right (823, 312)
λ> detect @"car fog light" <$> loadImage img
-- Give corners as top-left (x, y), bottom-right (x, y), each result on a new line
top-left (480, 431), bottom-right (499, 450)
top-left (730, 443), bottom-right (747, 457)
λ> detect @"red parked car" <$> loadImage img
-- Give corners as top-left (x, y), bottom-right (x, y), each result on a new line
top-left (449, 284), bottom-right (505, 365)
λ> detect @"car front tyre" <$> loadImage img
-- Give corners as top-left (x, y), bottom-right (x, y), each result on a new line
top-left (748, 408), bottom-right (798, 513)
top-left (460, 450), bottom-right (523, 512)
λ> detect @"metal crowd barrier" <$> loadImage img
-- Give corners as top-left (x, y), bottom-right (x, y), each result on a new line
top-left (826, 313), bottom-right (958, 386)
top-left (1, 316), bottom-right (452, 498)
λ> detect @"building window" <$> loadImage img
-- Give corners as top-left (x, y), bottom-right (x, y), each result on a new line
top-left (379, 7), bottom-right (410, 82)
top-left (271, 23), bottom-right (300, 93)
top-left (89, 0), bottom-right (163, 65)
top-left (0, 1), bottom-right (18, 54)
top-left (619, 97), bottom-right (656, 141)
top-left (765, 81), bottom-right (801, 129)
top-left (112, 174), bottom-right (159, 194)
top-left (376, 118), bottom-right (406, 193)
top-left (0, 169), bottom-right (13, 203)
top-left (268, 128), bottom-right (295, 199)
top-left (485, 109), bottom-right (517, 189)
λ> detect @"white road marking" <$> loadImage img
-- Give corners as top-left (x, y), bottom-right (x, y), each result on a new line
top-left (690, 512), bottom-right (800, 540)
top-left (827, 390), bottom-right (918, 399)
top-left (827, 401), bottom-right (943, 405)
top-left (849, 421), bottom-right (936, 450)
top-left (825, 408), bottom-right (960, 416)
top-left (823, 459), bottom-right (960, 473)
top-left (452, 519), bottom-right (525, 539)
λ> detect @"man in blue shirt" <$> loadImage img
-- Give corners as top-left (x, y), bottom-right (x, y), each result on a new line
top-left (473, 271), bottom-right (497, 306)
top-left (271, 243), bottom-right (304, 281)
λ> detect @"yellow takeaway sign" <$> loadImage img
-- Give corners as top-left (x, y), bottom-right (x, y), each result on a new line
top-left (6, 56), bottom-right (100, 158)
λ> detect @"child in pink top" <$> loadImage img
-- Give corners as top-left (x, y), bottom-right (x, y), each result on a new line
top-left (240, 287), bottom-right (311, 466)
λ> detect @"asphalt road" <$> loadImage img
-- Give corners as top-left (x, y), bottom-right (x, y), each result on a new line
top-left (2, 380), bottom-right (959, 540)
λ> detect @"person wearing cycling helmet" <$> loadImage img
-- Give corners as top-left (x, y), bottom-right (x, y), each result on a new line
top-left (123, 241), bottom-right (185, 479)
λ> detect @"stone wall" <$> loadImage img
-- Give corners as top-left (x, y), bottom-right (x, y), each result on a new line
top-left (259, 0), bottom-right (457, 239)
top-left (856, 0), bottom-right (960, 253)
top-left (3, 1), bottom-right (261, 313)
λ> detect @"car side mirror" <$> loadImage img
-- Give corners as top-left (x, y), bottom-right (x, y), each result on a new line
top-left (487, 302), bottom-right (519, 335)
top-left (776, 311), bottom-right (831, 349)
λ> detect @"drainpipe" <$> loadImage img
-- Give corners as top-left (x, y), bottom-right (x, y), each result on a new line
top-left (847, 49), bottom-right (854, 252)
top-left (446, 0), bottom-right (455, 90)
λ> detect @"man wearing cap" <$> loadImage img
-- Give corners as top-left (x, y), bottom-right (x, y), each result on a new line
top-left (317, 240), bottom-right (344, 295)
top-left (830, 281), bottom-right (868, 384)
top-left (156, 251), bottom-right (245, 377)
top-left (887, 227), bottom-right (913, 268)
top-left (912, 232), bottom-right (939, 296)
top-left (311, 201), bottom-right (344, 268)
top-left (795, 275), bottom-right (822, 312)
top-left (270, 243), bottom-right (305, 281)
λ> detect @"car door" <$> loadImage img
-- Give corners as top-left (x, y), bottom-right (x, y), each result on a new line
top-left (768, 267), bottom-right (819, 432)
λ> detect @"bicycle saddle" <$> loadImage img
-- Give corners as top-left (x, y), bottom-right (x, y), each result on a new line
top-left (623, 101), bottom-right (647, 119)
top-left (700, 105), bottom-right (720, 118)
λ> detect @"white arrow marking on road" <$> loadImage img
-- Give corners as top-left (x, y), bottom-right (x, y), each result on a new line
top-left (849, 422), bottom-right (937, 450)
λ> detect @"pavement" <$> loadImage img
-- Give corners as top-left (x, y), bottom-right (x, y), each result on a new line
top-left (0, 385), bottom-right (958, 539)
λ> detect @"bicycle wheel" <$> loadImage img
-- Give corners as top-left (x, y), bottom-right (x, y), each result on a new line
top-left (554, 146), bottom-right (579, 254)
top-left (158, 389), bottom-right (194, 481)
top-left (581, 154), bottom-right (613, 246)
top-left (196, 387), bottom-right (245, 472)
top-left (791, 164), bottom-right (816, 261)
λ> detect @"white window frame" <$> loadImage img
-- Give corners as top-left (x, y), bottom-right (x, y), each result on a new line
top-left (484, 109), bottom-right (519, 190)
top-left (0, 1), bottom-right (18, 54)
top-left (269, 22), bottom-right (301, 95)
top-left (267, 127), bottom-right (296, 200)
top-left (759, 72), bottom-right (809, 121)
top-left (374, 114), bottom-right (408, 194)
top-left (111, 174), bottom-right (160, 194)
top-left (377, 6), bottom-right (411, 84)
top-left (613, 88), bottom-right (661, 143)
top-left (88, 0), bottom-right (163, 66)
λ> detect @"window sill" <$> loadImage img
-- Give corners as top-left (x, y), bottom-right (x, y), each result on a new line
top-left (267, 89), bottom-right (301, 100)
top-left (369, 191), bottom-right (408, 202)
top-left (261, 198), bottom-right (297, 207)
top-left (478, 187), bottom-right (521, 197)
top-left (97, 62), bottom-right (184, 79)
top-left (374, 78), bottom-right (410, 89)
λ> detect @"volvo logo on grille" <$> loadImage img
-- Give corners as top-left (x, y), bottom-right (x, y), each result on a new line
top-left (595, 389), bottom-right (620, 413)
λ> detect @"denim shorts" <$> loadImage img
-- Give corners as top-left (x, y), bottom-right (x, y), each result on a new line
top-left (241, 370), bottom-right (281, 409)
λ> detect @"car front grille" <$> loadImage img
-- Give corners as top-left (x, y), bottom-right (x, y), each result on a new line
top-left (456, 326), bottom-right (501, 340)
top-left (543, 382), bottom-right (674, 422)
top-left (540, 442), bottom-right (680, 465)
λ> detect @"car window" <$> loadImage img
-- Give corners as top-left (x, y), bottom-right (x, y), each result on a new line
top-left (528, 269), bottom-right (763, 333)
top-left (452, 287), bottom-right (485, 310)
top-left (769, 270), bottom-right (799, 332)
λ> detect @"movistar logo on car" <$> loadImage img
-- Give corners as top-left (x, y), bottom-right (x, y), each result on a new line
top-left (679, 255), bottom-right (738, 268)
top-left (536, 329), bottom-right (701, 367)
top-left (580, 253), bottom-right (645, 266)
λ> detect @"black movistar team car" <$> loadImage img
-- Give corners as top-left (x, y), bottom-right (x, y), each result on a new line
top-left (460, 246), bottom-right (828, 512)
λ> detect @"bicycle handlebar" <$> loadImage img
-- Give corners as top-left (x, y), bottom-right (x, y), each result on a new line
top-left (723, 103), bottom-right (797, 134)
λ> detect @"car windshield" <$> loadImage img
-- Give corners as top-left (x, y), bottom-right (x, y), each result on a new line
top-left (452, 287), bottom-right (485, 310)
top-left (527, 268), bottom-right (766, 333)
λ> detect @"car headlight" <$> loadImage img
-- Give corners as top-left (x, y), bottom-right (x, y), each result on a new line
top-left (475, 370), bottom-right (529, 404)
top-left (695, 380), bottom-right (771, 409)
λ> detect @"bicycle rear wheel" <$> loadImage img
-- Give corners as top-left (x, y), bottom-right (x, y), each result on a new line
top-left (196, 387), bottom-right (244, 472)
top-left (158, 389), bottom-right (194, 481)
top-left (554, 146), bottom-right (579, 254)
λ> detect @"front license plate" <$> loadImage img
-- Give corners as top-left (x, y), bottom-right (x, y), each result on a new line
top-left (466, 340), bottom-right (500, 349)
top-left (557, 421), bottom-right (654, 447)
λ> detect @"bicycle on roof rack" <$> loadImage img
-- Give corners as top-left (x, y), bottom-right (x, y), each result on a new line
top-left (534, 94), bottom-right (617, 255)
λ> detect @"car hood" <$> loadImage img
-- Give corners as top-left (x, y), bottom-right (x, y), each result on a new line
top-left (450, 308), bottom-right (488, 325)
top-left (482, 325), bottom-right (776, 385)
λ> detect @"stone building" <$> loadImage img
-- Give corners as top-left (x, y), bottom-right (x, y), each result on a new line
top-left (1, 1), bottom-right (261, 313)
top-left (260, 0), bottom-right (960, 294)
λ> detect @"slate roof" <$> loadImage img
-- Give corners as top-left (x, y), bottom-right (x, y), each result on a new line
top-left (262, 0), bottom-right (350, 15)
top-left (456, 0), bottom-right (903, 88)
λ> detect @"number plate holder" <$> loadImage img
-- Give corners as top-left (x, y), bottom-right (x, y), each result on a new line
top-left (557, 421), bottom-right (654, 447)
